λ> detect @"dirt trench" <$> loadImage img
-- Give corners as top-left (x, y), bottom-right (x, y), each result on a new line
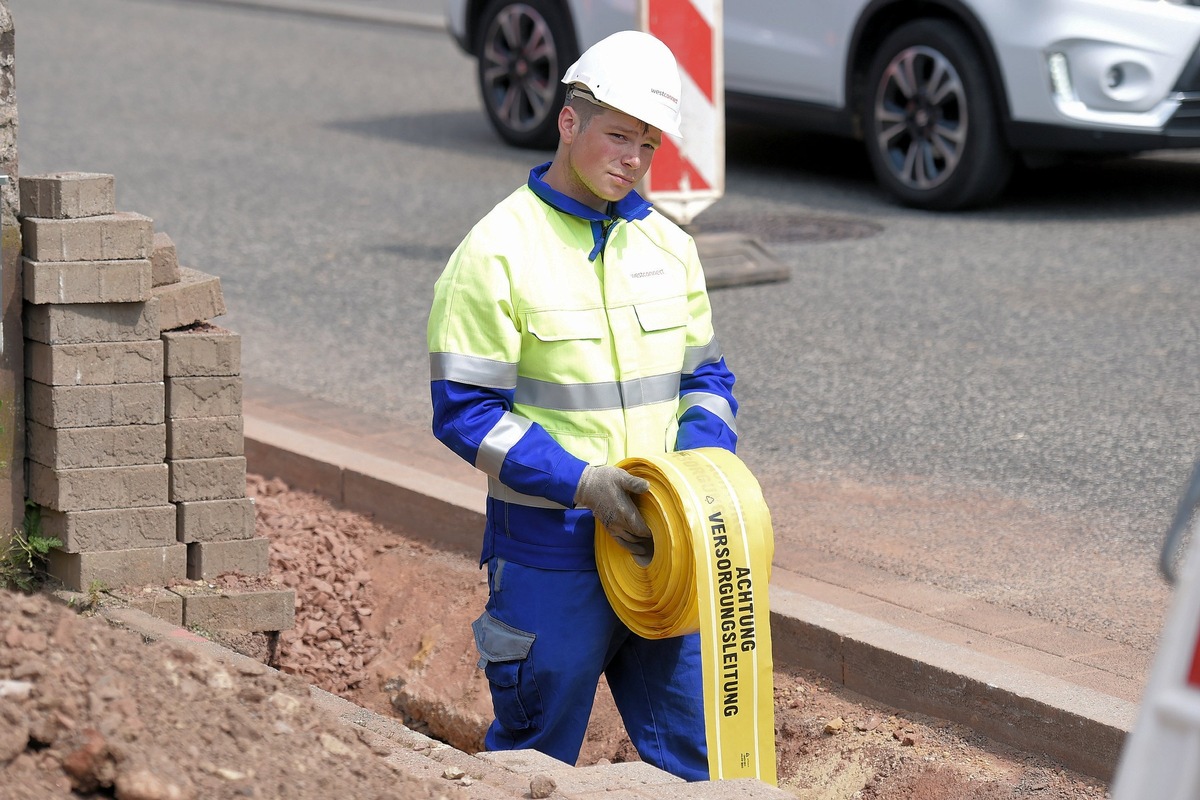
top-left (244, 473), bottom-right (1113, 799)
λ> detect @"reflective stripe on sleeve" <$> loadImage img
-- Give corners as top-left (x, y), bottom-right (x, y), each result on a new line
top-left (516, 372), bottom-right (681, 411)
top-left (475, 412), bottom-right (533, 478)
top-left (683, 337), bottom-right (723, 374)
top-left (430, 352), bottom-right (519, 390)
top-left (488, 476), bottom-right (569, 510)
top-left (678, 391), bottom-right (738, 435)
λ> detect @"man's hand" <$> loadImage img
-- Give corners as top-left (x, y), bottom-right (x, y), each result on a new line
top-left (574, 465), bottom-right (652, 555)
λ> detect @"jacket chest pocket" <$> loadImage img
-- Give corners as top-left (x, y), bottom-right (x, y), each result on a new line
top-left (632, 296), bottom-right (689, 372)
top-left (523, 308), bottom-right (609, 384)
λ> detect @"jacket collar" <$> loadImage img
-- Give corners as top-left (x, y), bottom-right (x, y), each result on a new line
top-left (527, 162), bottom-right (653, 262)
top-left (527, 162), bottom-right (653, 223)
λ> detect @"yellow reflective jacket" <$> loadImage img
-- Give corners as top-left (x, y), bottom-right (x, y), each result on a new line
top-left (428, 163), bottom-right (737, 569)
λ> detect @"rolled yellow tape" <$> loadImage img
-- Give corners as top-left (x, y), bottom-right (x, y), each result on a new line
top-left (595, 447), bottom-right (776, 784)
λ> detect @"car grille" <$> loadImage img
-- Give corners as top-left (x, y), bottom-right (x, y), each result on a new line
top-left (1176, 42), bottom-right (1200, 92)
top-left (1167, 93), bottom-right (1200, 132)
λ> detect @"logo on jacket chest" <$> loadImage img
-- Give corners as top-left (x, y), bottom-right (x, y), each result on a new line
top-left (628, 268), bottom-right (666, 279)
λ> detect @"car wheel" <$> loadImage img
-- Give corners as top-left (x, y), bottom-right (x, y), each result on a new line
top-left (863, 19), bottom-right (1013, 210)
top-left (474, 0), bottom-right (577, 150)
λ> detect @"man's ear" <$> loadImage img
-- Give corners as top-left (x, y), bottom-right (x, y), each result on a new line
top-left (558, 105), bottom-right (579, 144)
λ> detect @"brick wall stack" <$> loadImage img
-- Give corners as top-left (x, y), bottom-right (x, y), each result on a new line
top-left (18, 172), bottom-right (290, 635)
top-left (20, 172), bottom-right (181, 590)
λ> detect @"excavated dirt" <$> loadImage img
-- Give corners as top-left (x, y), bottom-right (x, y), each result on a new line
top-left (0, 474), bottom-right (1115, 798)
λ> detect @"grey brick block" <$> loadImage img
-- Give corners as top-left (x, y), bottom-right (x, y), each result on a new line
top-left (24, 257), bottom-right (152, 304)
top-left (25, 340), bottom-right (164, 386)
top-left (26, 380), bottom-right (165, 428)
top-left (22, 211), bottom-right (153, 262)
top-left (167, 415), bottom-right (243, 459)
top-left (46, 543), bottom-right (186, 591)
top-left (26, 419), bottom-right (166, 469)
top-left (176, 497), bottom-right (255, 543)
top-left (150, 231), bottom-right (181, 287)
top-left (24, 301), bottom-right (160, 345)
top-left (161, 324), bottom-right (241, 377)
top-left (19, 172), bottom-right (116, 219)
top-left (168, 456), bottom-right (246, 502)
top-left (27, 462), bottom-right (169, 512)
top-left (104, 586), bottom-right (184, 626)
top-left (184, 537), bottom-right (270, 581)
top-left (40, 505), bottom-right (176, 553)
top-left (166, 376), bottom-right (242, 419)
top-left (173, 581), bottom-right (294, 631)
top-left (152, 266), bottom-right (226, 331)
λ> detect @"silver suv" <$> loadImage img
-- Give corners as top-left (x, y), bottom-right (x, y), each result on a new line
top-left (445, 0), bottom-right (1200, 210)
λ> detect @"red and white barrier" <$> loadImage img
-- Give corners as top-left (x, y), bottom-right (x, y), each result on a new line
top-left (640, 0), bottom-right (724, 226)
top-left (1112, 503), bottom-right (1200, 798)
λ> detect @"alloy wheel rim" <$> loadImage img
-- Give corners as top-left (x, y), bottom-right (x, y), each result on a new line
top-left (480, 4), bottom-right (559, 134)
top-left (873, 45), bottom-right (968, 191)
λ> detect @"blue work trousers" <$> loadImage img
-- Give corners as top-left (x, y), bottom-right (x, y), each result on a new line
top-left (471, 558), bottom-right (709, 781)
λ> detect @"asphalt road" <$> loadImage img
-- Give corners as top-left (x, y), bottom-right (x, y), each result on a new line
top-left (13, 0), bottom-right (1200, 655)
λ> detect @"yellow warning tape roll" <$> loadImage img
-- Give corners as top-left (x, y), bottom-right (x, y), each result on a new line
top-left (595, 447), bottom-right (776, 784)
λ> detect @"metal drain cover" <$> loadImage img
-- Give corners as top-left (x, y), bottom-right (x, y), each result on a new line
top-left (695, 232), bottom-right (791, 289)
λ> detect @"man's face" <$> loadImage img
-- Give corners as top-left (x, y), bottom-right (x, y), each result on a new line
top-left (559, 105), bottom-right (662, 212)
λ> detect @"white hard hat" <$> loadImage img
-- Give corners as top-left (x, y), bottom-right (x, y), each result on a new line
top-left (562, 31), bottom-right (683, 138)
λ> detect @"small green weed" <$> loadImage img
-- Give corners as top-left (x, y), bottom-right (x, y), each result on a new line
top-left (1, 501), bottom-right (63, 592)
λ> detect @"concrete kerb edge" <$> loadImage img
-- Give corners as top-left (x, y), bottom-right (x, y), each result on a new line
top-left (177, 0), bottom-right (446, 31)
top-left (242, 416), bottom-right (1132, 781)
top-left (768, 587), bottom-right (1135, 781)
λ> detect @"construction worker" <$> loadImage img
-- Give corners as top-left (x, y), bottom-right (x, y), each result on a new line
top-left (427, 30), bottom-right (738, 781)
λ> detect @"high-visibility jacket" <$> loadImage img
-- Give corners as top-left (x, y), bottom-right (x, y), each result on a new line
top-left (428, 163), bottom-right (738, 570)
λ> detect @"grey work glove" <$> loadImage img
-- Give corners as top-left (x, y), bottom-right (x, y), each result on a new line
top-left (574, 465), bottom-right (652, 556)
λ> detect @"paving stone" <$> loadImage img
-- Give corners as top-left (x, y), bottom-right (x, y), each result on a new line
top-left (162, 324), bottom-right (241, 377)
top-left (103, 586), bottom-right (184, 626)
top-left (425, 746), bottom-right (531, 797)
top-left (166, 375), bottom-right (243, 418)
top-left (152, 266), bottom-right (226, 331)
top-left (27, 462), bottom-right (170, 512)
top-left (26, 380), bottom-right (165, 428)
top-left (167, 415), bottom-right (244, 459)
top-left (24, 257), bottom-right (152, 304)
top-left (168, 456), bottom-right (247, 502)
top-left (40, 505), bottom-right (176, 553)
top-left (176, 497), bottom-right (255, 543)
top-left (22, 211), bottom-right (153, 262)
top-left (543, 762), bottom-right (685, 796)
top-left (475, 749), bottom-right (573, 773)
top-left (24, 301), bottom-right (160, 345)
top-left (185, 536), bottom-right (269, 579)
top-left (26, 419), bottom-right (166, 469)
top-left (19, 172), bottom-right (115, 219)
top-left (664, 777), bottom-right (796, 798)
top-left (150, 231), bottom-right (181, 287)
top-left (25, 340), bottom-right (163, 386)
top-left (172, 582), bottom-right (295, 631)
top-left (46, 543), bottom-right (186, 591)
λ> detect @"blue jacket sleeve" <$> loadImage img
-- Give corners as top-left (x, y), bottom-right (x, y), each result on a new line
top-left (431, 378), bottom-right (587, 508)
top-left (675, 356), bottom-right (739, 453)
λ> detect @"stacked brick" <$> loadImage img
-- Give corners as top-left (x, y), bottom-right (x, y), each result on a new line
top-left (20, 172), bottom-right (181, 591)
top-left (18, 173), bottom-right (286, 634)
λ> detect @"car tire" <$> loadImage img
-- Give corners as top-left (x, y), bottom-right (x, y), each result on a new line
top-left (473, 0), bottom-right (578, 150)
top-left (862, 19), bottom-right (1013, 210)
